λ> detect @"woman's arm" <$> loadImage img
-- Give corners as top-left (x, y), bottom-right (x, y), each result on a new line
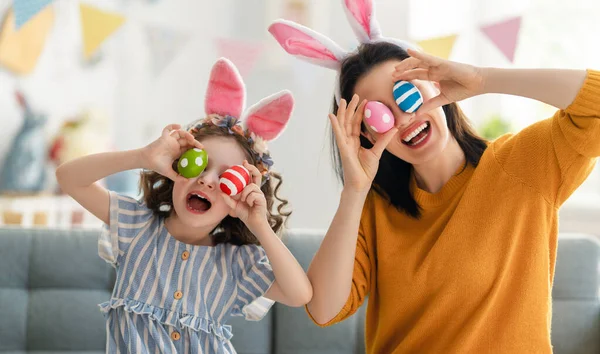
top-left (482, 68), bottom-right (588, 110)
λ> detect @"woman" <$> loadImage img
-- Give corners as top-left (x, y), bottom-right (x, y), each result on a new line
top-left (269, 1), bottom-right (600, 352)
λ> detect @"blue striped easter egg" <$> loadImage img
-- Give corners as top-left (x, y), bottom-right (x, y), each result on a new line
top-left (393, 81), bottom-right (423, 113)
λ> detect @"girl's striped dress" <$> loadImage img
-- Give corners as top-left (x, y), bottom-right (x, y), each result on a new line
top-left (98, 191), bottom-right (275, 353)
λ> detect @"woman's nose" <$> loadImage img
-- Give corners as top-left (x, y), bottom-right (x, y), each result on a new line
top-left (387, 99), bottom-right (415, 128)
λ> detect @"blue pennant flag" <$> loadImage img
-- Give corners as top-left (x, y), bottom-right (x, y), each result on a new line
top-left (13, 0), bottom-right (54, 29)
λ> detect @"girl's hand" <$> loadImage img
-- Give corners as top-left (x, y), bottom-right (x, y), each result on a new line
top-left (141, 124), bottom-right (203, 181)
top-left (393, 48), bottom-right (486, 114)
top-left (331, 95), bottom-right (399, 194)
top-left (221, 161), bottom-right (269, 231)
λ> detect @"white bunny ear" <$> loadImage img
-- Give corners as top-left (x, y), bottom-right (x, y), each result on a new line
top-left (244, 90), bottom-right (294, 141)
top-left (205, 58), bottom-right (246, 117)
top-left (268, 19), bottom-right (347, 70)
top-left (342, 0), bottom-right (382, 43)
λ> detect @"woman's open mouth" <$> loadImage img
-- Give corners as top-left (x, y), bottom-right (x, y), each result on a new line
top-left (401, 121), bottom-right (431, 148)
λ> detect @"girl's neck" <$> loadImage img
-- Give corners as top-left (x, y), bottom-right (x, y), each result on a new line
top-left (412, 137), bottom-right (466, 194)
top-left (164, 214), bottom-right (215, 246)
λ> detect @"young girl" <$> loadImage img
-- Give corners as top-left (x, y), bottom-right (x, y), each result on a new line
top-left (56, 58), bottom-right (312, 353)
top-left (269, 1), bottom-right (600, 353)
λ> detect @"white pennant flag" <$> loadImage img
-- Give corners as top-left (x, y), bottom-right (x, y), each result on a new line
top-left (145, 24), bottom-right (190, 77)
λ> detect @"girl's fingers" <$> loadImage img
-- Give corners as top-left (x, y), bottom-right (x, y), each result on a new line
top-left (221, 192), bottom-right (237, 209)
top-left (240, 183), bottom-right (260, 203)
top-left (246, 192), bottom-right (260, 208)
top-left (243, 161), bottom-right (262, 186)
top-left (162, 124), bottom-right (181, 138)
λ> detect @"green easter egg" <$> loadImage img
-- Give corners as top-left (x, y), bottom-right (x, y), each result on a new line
top-left (177, 148), bottom-right (208, 178)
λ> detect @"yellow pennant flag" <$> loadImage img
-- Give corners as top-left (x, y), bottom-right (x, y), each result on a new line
top-left (79, 3), bottom-right (125, 59)
top-left (416, 34), bottom-right (458, 60)
top-left (0, 6), bottom-right (54, 75)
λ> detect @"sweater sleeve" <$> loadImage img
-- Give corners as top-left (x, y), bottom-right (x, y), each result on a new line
top-left (306, 192), bottom-right (375, 327)
top-left (491, 69), bottom-right (600, 206)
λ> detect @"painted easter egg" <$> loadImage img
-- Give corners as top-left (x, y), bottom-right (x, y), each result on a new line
top-left (393, 81), bottom-right (423, 113)
top-left (177, 148), bottom-right (208, 178)
top-left (364, 101), bottom-right (394, 133)
top-left (219, 165), bottom-right (251, 196)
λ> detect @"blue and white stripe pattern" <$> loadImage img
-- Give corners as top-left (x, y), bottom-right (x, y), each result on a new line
top-left (393, 81), bottom-right (423, 114)
top-left (98, 191), bottom-right (275, 353)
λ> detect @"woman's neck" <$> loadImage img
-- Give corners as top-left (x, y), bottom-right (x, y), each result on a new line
top-left (412, 137), bottom-right (466, 194)
top-left (164, 214), bottom-right (215, 246)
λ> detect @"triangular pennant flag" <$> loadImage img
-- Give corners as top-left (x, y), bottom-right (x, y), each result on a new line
top-left (12, 0), bottom-right (54, 29)
top-left (416, 34), bottom-right (458, 60)
top-left (79, 3), bottom-right (125, 59)
top-left (214, 38), bottom-right (264, 78)
top-left (0, 6), bottom-right (54, 75)
top-left (145, 24), bottom-right (190, 77)
top-left (480, 17), bottom-right (522, 62)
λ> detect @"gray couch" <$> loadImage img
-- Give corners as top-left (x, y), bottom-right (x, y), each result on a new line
top-left (0, 228), bottom-right (598, 354)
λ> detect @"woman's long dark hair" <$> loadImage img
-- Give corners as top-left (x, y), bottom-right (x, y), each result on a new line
top-left (331, 42), bottom-right (488, 218)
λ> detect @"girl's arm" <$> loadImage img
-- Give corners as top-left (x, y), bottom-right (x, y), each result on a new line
top-left (223, 161), bottom-right (313, 307)
top-left (250, 221), bottom-right (313, 307)
top-left (482, 68), bottom-right (588, 110)
top-left (56, 124), bottom-right (202, 224)
top-left (56, 149), bottom-right (147, 224)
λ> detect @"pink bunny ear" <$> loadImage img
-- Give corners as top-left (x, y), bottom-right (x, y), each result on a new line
top-left (205, 58), bottom-right (246, 117)
top-left (268, 19), bottom-right (347, 70)
top-left (244, 90), bottom-right (294, 141)
top-left (342, 0), bottom-right (382, 43)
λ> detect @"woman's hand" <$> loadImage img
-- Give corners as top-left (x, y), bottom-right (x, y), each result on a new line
top-left (331, 95), bottom-right (399, 193)
top-left (393, 48), bottom-right (486, 114)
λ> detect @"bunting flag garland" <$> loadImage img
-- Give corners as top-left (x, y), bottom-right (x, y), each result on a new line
top-left (480, 16), bottom-right (522, 62)
top-left (79, 3), bottom-right (126, 60)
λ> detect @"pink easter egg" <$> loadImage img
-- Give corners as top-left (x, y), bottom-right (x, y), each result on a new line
top-left (219, 165), bottom-right (251, 196)
top-left (364, 101), bottom-right (395, 134)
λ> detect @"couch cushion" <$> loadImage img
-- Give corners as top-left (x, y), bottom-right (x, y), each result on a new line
top-left (229, 314), bottom-right (273, 354)
top-left (0, 228), bottom-right (113, 352)
top-left (272, 230), bottom-right (365, 354)
top-left (551, 233), bottom-right (600, 354)
top-left (0, 230), bottom-right (31, 351)
top-left (553, 234), bottom-right (600, 299)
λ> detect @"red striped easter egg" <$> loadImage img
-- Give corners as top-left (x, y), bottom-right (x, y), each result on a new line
top-left (219, 165), bottom-right (251, 196)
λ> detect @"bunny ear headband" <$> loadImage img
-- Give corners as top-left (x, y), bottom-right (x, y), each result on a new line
top-left (268, 0), bottom-right (420, 102)
top-left (187, 58), bottom-right (294, 179)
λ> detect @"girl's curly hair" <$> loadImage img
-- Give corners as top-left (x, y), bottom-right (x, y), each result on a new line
top-left (139, 123), bottom-right (291, 246)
